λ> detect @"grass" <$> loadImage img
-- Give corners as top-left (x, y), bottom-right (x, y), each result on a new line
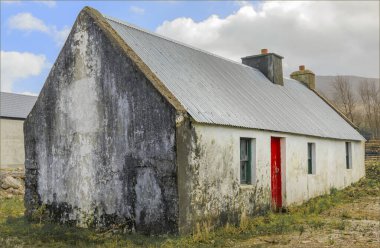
top-left (1, 160), bottom-right (379, 247)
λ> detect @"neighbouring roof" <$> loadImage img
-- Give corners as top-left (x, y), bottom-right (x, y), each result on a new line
top-left (0, 92), bottom-right (37, 119)
top-left (104, 15), bottom-right (364, 141)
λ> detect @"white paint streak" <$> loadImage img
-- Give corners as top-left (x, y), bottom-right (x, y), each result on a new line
top-left (37, 22), bottom-right (104, 224)
top-left (135, 168), bottom-right (163, 224)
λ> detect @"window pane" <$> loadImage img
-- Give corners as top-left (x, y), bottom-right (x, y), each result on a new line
top-left (240, 161), bottom-right (247, 183)
top-left (307, 143), bottom-right (315, 174)
top-left (308, 143), bottom-right (312, 159)
top-left (345, 142), bottom-right (351, 169)
top-left (240, 139), bottom-right (247, 160)
top-left (240, 138), bottom-right (252, 184)
top-left (308, 159), bottom-right (312, 174)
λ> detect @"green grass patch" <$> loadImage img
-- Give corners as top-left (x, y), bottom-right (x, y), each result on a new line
top-left (1, 161), bottom-right (379, 247)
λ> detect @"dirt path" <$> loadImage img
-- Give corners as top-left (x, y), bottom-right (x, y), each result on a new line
top-left (234, 196), bottom-right (380, 247)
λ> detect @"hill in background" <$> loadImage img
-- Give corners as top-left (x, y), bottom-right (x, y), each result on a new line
top-left (315, 75), bottom-right (380, 99)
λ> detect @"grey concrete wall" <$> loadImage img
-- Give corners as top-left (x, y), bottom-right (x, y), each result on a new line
top-left (0, 118), bottom-right (25, 168)
top-left (24, 9), bottom-right (178, 234)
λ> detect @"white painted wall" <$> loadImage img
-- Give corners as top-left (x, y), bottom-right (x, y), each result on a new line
top-left (191, 123), bottom-right (365, 207)
top-left (0, 118), bottom-right (25, 168)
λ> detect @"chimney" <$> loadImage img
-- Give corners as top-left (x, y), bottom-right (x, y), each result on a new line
top-left (290, 65), bottom-right (315, 90)
top-left (241, 49), bottom-right (284, 86)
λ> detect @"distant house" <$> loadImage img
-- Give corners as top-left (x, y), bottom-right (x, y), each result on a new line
top-left (0, 92), bottom-right (37, 168)
top-left (24, 7), bottom-right (365, 234)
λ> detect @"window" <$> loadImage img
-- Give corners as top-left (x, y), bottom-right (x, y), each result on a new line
top-left (307, 143), bottom-right (316, 174)
top-left (345, 142), bottom-right (352, 169)
top-left (240, 138), bottom-right (251, 184)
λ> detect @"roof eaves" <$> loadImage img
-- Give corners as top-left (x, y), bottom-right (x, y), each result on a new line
top-left (0, 116), bottom-right (26, 120)
top-left (191, 118), bottom-right (365, 142)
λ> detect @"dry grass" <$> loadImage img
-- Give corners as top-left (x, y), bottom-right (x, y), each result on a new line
top-left (1, 160), bottom-right (379, 247)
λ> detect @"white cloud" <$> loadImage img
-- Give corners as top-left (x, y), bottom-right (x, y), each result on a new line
top-left (8, 12), bottom-right (69, 46)
top-left (156, 1), bottom-right (379, 78)
top-left (19, 91), bottom-right (38, 96)
top-left (234, 1), bottom-right (252, 7)
top-left (1, 51), bottom-right (48, 93)
top-left (130, 6), bottom-right (145, 15)
top-left (33, 0), bottom-right (56, 7)
top-left (1, 0), bottom-right (21, 4)
top-left (2, 0), bottom-right (56, 7)
top-left (8, 13), bottom-right (49, 32)
top-left (51, 26), bottom-right (71, 46)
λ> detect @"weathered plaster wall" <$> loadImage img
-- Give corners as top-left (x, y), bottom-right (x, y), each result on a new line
top-left (177, 121), bottom-right (365, 233)
top-left (284, 135), bottom-right (365, 205)
top-left (177, 121), bottom-right (271, 234)
top-left (0, 118), bottom-right (25, 168)
top-left (24, 10), bottom-right (177, 234)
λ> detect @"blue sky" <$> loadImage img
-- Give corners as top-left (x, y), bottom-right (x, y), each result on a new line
top-left (1, 1), bottom-right (379, 95)
top-left (1, 1), bottom-right (249, 94)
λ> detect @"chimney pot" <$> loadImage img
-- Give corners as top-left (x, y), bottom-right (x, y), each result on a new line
top-left (261, 49), bottom-right (268, 54)
top-left (299, 65), bottom-right (305, 71)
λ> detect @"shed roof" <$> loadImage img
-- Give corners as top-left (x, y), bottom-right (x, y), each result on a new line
top-left (0, 92), bottom-right (37, 119)
top-left (103, 15), bottom-right (364, 141)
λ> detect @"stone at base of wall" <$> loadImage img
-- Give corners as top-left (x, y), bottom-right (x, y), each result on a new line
top-left (0, 168), bottom-right (25, 198)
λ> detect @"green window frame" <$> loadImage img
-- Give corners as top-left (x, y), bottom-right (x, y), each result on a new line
top-left (345, 142), bottom-right (352, 169)
top-left (240, 138), bottom-right (251, 184)
top-left (307, 143), bottom-right (314, 174)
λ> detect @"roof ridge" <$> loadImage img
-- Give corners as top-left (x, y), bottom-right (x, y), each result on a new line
top-left (104, 15), bottom-right (259, 71)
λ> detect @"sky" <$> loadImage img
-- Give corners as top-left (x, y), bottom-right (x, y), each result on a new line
top-left (1, 1), bottom-right (379, 96)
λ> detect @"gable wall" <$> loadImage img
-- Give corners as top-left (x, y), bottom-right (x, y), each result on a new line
top-left (177, 121), bottom-right (365, 233)
top-left (24, 10), bottom-right (178, 234)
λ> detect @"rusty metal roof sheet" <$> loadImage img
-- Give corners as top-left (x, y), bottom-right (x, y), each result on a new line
top-left (105, 16), bottom-right (364, 141)
top-left (0, 92), bottom-right (37, 119)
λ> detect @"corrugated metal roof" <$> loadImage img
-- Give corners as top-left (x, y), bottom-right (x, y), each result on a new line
top-left (105, 16), bottom-right (364, 141)
top-left (0, 92), bottom-right (37, 119)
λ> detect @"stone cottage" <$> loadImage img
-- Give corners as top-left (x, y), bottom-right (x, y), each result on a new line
top-left (1, 92), bottom-right (37, 168)
top-left (24, 7), bottom-right (365, 234)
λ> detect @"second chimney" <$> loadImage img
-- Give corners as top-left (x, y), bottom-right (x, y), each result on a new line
top-left (241, 49), bottom-right (284, 86)
top-left (290, 65), bottom-right (315, 90)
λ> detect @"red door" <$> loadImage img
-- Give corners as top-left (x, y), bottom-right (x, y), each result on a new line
top-left (271, 137), bottom-right (282, 209)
